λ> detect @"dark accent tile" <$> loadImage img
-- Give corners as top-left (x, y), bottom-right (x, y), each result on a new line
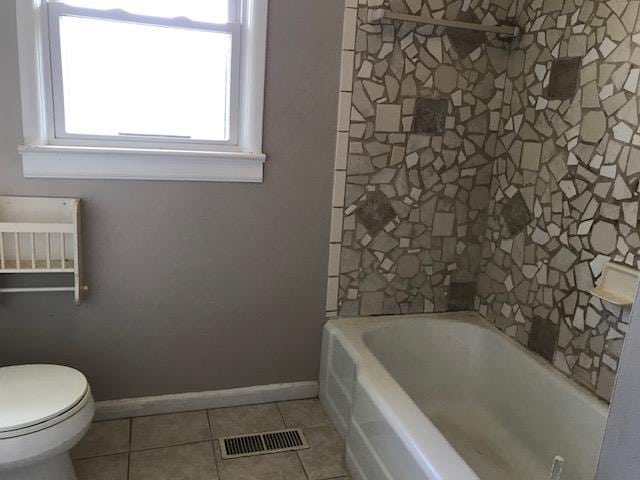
top-left (447, 11), bottom-right (486, 59)
top-left (528, 317), bottom-right (560, 362)
top-left (355, 191), bottom-right (396, 234)
top-left (412, 98), bottom-right (448, 134)
top-left (501, 192), bottom-right (532, 236)
top-left (448, 282), bottom-right (477, 311)
top-left (547, 58), bottom-right (581, 100)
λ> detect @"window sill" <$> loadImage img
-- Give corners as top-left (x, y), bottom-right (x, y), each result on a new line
top-left (19, 145), bottom-right (266, 182)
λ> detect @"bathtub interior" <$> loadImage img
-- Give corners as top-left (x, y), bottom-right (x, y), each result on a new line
top-left (321, 316), bottom-right (609, 480)
top-left (363, 319), bottom-right (608, 480)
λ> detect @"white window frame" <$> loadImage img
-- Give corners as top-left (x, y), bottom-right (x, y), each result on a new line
top-left (15, 0), bottom-right (268, 182)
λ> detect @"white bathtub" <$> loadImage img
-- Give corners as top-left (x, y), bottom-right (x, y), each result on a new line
top-left (320, 312), bottom-right (608, 480)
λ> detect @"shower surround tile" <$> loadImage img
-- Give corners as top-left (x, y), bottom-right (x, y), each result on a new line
top-left (412, 98), bottom-right (448, 134)
top-left (329, 0), bottom-right (513, 318)
top-left (328, 0), bottom-right (640, 403)
top-left (447, 10), bottom-right (487, 59)
top-left (528, 317), bottom-right (560, 362)
top-left (547, 58), bottom-right (581, 101)
top-left (477, 0), bottom-right (640, 402)
top-left (501, 192), bottom-right (532, 237)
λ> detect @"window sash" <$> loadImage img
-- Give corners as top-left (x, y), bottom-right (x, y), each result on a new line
top-left (46, 1), bottom-right (242, 149)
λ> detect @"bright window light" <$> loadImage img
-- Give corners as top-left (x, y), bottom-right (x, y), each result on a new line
top-left (52, 0), bottom-right (230, 24)
top-left (57, 15), bottom-right (233, 141)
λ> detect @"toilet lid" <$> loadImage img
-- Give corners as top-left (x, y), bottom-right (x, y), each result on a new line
top-left (0, 364), bottom-right (88, 433)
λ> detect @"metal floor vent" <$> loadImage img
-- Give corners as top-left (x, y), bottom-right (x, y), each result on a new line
top-left (220, 428), bottom-right (309, 459)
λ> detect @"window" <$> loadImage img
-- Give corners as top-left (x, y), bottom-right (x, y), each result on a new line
top-left (16, 0), bottom-right (268, 182)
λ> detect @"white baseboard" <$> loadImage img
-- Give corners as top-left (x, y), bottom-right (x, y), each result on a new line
top-left (94, 381), bottom-right (319, 421)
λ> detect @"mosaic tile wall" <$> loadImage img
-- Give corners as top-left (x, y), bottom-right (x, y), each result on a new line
top-left (326, 0), bottom-right (517, 316)
top-left (478, 0), bottom-right (640, 402)
top-left (327, 0), bottom-right (640, 402)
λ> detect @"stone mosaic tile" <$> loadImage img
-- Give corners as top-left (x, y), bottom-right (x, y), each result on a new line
top-left (412, 98), bottom-right (448, 134)
top-left (528, 317), bottom-right (560, 362)
top-left (547, 58), bottom-right (581, 101)
top-left (448, 282), bottom-right (477, 311)
top-left (447, 11), bottom-right (487, 59)
top-left (501, 192), bottom-right (532, 237)
top-left (330, 0), bottom-right (638, 402)
top-left (355, 190), bottom-right (397, 234)
top-left (476, 0), bottom-right (640, 401)
top-left (335, 0), bottom-right (512, 318)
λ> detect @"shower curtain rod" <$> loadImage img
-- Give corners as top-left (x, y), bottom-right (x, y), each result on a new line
top-left (368, 9), bottom-right (520, 39)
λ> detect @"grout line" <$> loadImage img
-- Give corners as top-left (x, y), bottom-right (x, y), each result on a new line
top-left (126, 418), bottom-right (132, 480)
top-left (205, 408), bottom-right (215, 440)
top-left (128, 439), bottom-right (214, 454)
top-left (209, 440), bottom-right (221, 478)
top-left (296, 450), bottom-right (312, 480)
top-left (205, 408), bottom-right (224, 476)
top-left (276, 398), bottom-right (312, 478)
top-left (276, 401), bottom-right (291, 429)
top-left (72, 451), bottom-right (130, 462)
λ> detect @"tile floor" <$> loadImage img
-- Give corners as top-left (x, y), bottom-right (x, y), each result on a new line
top-left (72, 399), bottom-right (350, 480)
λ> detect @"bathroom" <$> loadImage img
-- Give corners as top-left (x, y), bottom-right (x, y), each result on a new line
top-left (1, 0), bottom-right (639, 479)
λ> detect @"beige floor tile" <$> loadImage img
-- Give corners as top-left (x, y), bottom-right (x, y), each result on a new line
top-left (131, 410), bottom-right (211, 451)
top-left (73, 453), bottom-right (129, 480)
top-left (215, 441), bottom-right (306, 480)
top-left (72, 419), bottom-right (130, 459)
top-left (297, 426), bottom-right (347, 480)
top-left (278, 399), bottom-right (330, 429)
top-left (129, 442), bottom-right (218, 480)
top-left (208, 404), bottom-right (285, 438)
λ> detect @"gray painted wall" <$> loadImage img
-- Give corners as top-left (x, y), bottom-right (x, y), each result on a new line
top-left (0, 0), bottom-right (343, 401)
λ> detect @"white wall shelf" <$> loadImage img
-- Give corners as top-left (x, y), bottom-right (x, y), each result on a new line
top-left (0, 196), bottom-right (86, 304)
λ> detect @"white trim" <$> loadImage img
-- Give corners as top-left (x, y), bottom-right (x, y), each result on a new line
top-left (94, 381), bottom-right (319, 421)
top-left (16, 0), bottom-right (50, 145)
top-left (46, 2), bottom-right (242, 147)
top-left (238, 0), bottom-right (268, 154)
top-left (20, 145), bottom-right (265, 182)
top-left (15, 0), bottom-right (269, 182)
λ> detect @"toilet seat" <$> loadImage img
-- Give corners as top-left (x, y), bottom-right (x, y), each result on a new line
top-left (0, 365), bottom-right (90, 440)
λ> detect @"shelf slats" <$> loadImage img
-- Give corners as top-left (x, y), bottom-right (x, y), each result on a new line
top-left (0, 196), bottom-right (85, 304)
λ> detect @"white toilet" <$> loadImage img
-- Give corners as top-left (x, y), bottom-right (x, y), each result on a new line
top-left (0, 364), bottom-right (95, 480)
